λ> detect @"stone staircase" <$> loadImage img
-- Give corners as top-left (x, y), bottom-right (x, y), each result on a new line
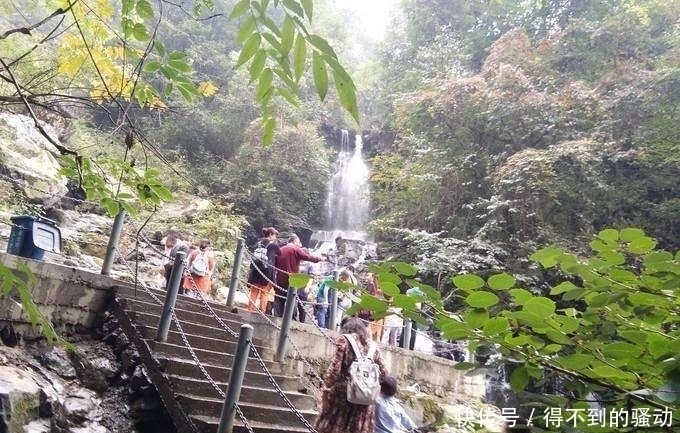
top-left (111, 285), bottom-right (318, 433)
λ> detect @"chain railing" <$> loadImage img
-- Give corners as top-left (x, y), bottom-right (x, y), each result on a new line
top-left (181, 270), bottom-right (319, 433)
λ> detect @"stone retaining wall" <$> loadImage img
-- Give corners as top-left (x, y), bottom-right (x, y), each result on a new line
top-left (0, 252), bottom-right (485, 402)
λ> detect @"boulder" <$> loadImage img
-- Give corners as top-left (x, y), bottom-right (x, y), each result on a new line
top-left (0, 365), bottom-right (41, 433)
top-left (0, 112), bottom-right (68, 205)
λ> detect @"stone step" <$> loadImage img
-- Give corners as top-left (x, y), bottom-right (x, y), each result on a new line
top-left (158, 357), bottom-right (302, 391)
top-left (166, 374), bottom-right (316, 410)
top-left (134, 324), bottom-right (275, 359)
top-left (127, 308), bottom-right (267, 347)
top-left (118, 296), bottom-right (258, 337)
top-left (190, 414), bottom-right (312, 433)
top-left (146, 340), bottom-right (288, 375)
top-left (177, 394), bottom-right (318, 428)
top-left (115, 284), bottom-right (245, 319)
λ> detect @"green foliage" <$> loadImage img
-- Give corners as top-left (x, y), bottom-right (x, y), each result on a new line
top-left (223, 121), bottom-right (331, 236)
top-left (227, 0), bottom-right (360, 137)
top-left (59, 154), bottom-right (172, 217)
top-left (0, 262), bottom-right (62, 344)
top-left (368, 228), bottom-right (680, 430)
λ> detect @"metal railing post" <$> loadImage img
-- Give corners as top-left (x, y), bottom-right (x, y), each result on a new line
top-left (226, 238), bottom-right (245, 307)
top-left (275, 287), bottom-right (297, 362)
top-left (401, 319), bottom-right (413, 350)
top-left (156, 251), bottom-right (186, 342)
top-left (217, 324), bottom-right (253, 433)
top-left (328, 288), bottom-right (338, 331)
top-left (101, 210), bottom-right (126, 275)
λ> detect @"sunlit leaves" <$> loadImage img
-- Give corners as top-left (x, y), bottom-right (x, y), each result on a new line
top-left (226, 2), bottom-right (360, 142)
top-left (289, 272), bottom-right (311, 288)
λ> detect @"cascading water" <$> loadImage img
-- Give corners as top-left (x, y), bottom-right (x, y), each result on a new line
top-left (325, 131), bottom-right (370, 234)
top-left (309, 131), bottom-right (375, 269)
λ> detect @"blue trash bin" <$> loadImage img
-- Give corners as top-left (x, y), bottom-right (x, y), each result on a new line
top-left (7, 215), bottom-right (62, 260)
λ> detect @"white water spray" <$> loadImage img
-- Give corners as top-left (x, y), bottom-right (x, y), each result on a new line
top-left (325, 131), bottom-right (370, 232)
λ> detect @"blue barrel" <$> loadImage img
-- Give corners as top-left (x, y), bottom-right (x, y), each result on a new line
top-left (7, 215), bottom-right (61, 260)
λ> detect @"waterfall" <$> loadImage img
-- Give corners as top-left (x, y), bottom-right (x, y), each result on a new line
top-left (309, 131), bottom-right (375, 272)
top-left (325, 131), bottom-right (370, 233)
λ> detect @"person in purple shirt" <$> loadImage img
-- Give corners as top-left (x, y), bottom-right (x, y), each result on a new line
top-left (374, 376), bottom-right (418, 433)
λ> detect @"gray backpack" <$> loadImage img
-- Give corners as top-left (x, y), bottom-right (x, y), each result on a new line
top-left (344, 334), bottom-right (380, 405)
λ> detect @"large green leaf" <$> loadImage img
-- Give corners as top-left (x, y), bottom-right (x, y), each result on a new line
top-left (453, 274), bottom-right (485, 291)
top-left (280, 15), bottom-right (295, 54)
top-left (629, 236), bottom-right (657, 254)
top-left (256, 68), bottom-right (273, 102)
top-left (236, 33), bottom-right (261, 67)
top-left (311, 52), bottom-right (328, 101)
top-left (229, 0), bottom-right (250, 19)
top-left (440, 319), bottom-right (472, 340)
top-left (530, 246), bottom-right (563, 268)
top-left (483, 317), bottom-right (509, 336)
top-left (620, 227), bottom-right (646, 242)
top-left (601, 342), bottom-right (643, 360)
top-left (392, 261), bottom-right (417, 276)
top-left (307, 34), bottom-right (337, 58)
top-left (549, 281), bottom-right (579, 295)
top-left (509, 288), bottom-right (533, 304)
top-left (282, 0), bottom-right (304, 19)
top-left (598, 228), bottom-right (619, 242)
top-left (466, 291), bottom-right (499, 308)
top-left (293, 33), bottom-right (306, 80)
top-left (249, 49), bottom-right (267, 82)
top-left (509, 365), bottom-right (529, 392)
top-left (379, 281), bottom-right (400, 297)
top-left (136, 0), bottom-right (154, 19)
top-left (300, 0), bottom-right (313, 21)
top-left (523, 297), bottom-right (555, 316)
top-left (464, 309), bottom-right (489, 328)
top-left (487, 273), bottom-right (515, 291)
top-left (289, 273), bottom-right (311, 288)
top-left (331, 65), bottom-right (359, 124)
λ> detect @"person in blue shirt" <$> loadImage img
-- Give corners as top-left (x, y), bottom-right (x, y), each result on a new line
top-left (374, 376), bottom-right (418, 433)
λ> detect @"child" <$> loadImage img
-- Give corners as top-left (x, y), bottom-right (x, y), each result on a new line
top-left (374, 376), bottom-right (417, 433)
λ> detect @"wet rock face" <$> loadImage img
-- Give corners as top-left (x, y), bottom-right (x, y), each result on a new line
top-left (0, 314), bottom-right (172, 433)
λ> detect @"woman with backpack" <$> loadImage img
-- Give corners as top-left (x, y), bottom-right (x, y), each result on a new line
top-left (183, 239), bottom-right (216, 297)
top-left (315, 317), bottom-right (388, 433)
top-left (246, 227), bottom-right (280, 313)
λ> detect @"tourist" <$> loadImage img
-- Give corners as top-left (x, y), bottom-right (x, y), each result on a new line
top-left (381, 305), bottom-right (403, 347)
top-left (374, 376), bottom-right (417, 433)
top-left (246, 227), bottom-right (280, 313)
top-left (334, 268), bottom-right (357, 329)
top-left (164, 231), bottom-right (190, 293)
top-left (366, 273), bottom-right (384, 342)
top-left (183, 239), bottom-right (216, 297)
top-left (315, 274), bottom-right (334, 328)
top-left (274, 234), bottom-right (325, 317)
top-left (315, 317), bottom-right (388, 433)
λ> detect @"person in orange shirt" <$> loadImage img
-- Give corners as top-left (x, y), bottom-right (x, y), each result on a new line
top-left (183, 239), bottom-right (216, 296)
